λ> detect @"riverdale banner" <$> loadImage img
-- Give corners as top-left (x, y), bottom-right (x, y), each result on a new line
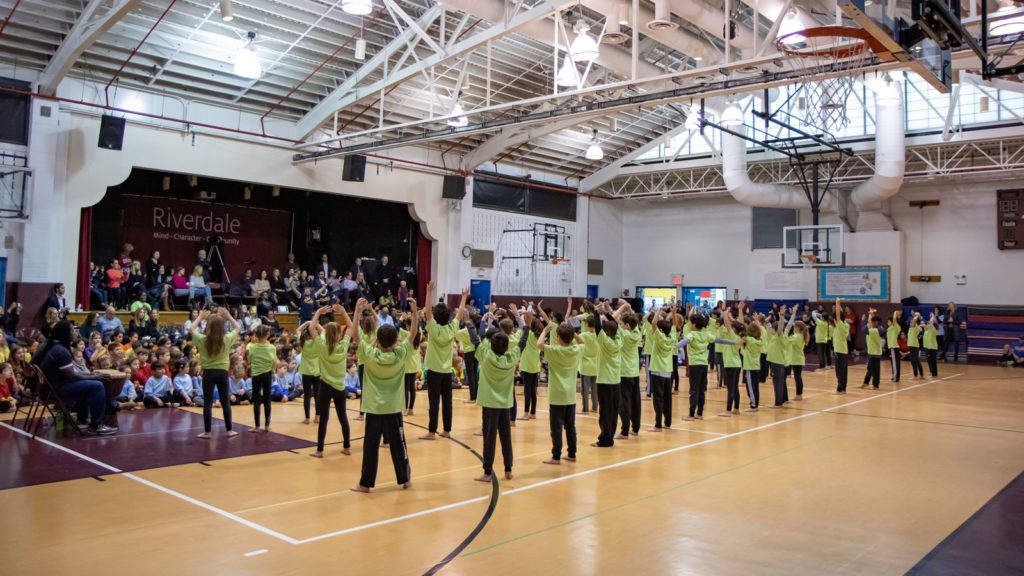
top-left (120, 194), bottom-right (290, 283)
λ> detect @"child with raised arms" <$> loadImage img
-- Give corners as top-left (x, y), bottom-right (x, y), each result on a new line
top-left (474, 311), bottom-right (527, 482)
top-left (310, 302), bottom-right (360, 458)
top-left (785, 311), bottom-right (809, 401)
top-left (420, 283), bottom-right (468, 440)
top-left (717, 306), bottom-right (744, 416)
top-left (592, 301), bottom-right (623, 447)
top-left (764, 306), bottom-right (795, 407)
top-left (678, 312), bottom-right (738, 420)
top-left (923, 313), bottom-right (939, 377)
top-left (247, 325), bottom-right (277, 433)
top-left (617, 304), bottom-right (643, 438)
top-left (537, 321), bottom-right (584, 464)
top-left (296, 323), bottom-right (321, 424)
top-left (578, 312), bottom-right (600, 414)
top-left (886, 310), bottom-right (903, 383)
top-left (517, 306), bottom-right (544, 421)
top-left (860, 308), bottom-right (884, 389)
top-left (831, 298), bottom-right (852, 394)
top-left (907, 312), bottom-right (924, 379)
top-left (646, 305), bottom-right (678, 429)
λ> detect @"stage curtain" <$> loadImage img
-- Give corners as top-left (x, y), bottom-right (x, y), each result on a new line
top-left (416, 228), bottom-right (431, 307)
top-left (76, 207), bottom-right (93, 310)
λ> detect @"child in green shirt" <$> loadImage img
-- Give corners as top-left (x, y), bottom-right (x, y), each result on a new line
top-left (923, 313), bottom-right (939, 377)
top-left (475, 324), bottom-right (526, 482)
top-left (420, 282), bottom-right (468, 440)
top-left (310, 302), bottom-right (359, 458)
top-left (907, 312), bottom-right (924, 379)
top-left (831, 298), bottom-right (852, 394)
top-left (579, 314), bottom-right (600, 414)
top-left (537, 322), bottom-right (584, 464)
top-left (678, 314), bottom-right (739, 420)
top-left (592, 302), bottom-right (623, 447)
top-left (246, 325), bottom-right (278, 433)
top-left (860, 308), bottom-right (884, 389)
top-left (887, 310), bottom-right (903, 383)
top-left (647, 306), bottom-right (679, 429)
top-left (617, 309), bottom-right (643, 438)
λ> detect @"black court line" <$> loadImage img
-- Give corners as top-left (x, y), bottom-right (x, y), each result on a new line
top-left (92, 476), bottom-right (106, 482)
top-left (198, 461), bottom-right (211, 467)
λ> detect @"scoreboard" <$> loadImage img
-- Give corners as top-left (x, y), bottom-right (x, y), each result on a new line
top-left (998, 189), bottom-right (1023, 250)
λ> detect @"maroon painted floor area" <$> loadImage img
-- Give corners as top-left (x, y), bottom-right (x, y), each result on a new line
top-left (1, 409), bottom-right (314, 490)
top-left (906, 470), bottom-right (1024, 576)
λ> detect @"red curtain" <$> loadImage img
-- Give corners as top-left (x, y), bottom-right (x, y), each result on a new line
top-left (76, 207), bottom-right (93, 310)
top-left (415, 228), bottom-right (431, 307)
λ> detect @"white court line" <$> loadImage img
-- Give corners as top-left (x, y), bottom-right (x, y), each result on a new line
top-left (4, 373), bottom-right (960, 547)
top-left (531, 407), bottom-right (727, 436)
top-left (244, 549), bottom-right (268, 557)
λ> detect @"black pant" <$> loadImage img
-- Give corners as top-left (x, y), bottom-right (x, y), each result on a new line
top-left (864, 357), bottom-right (881, 388)
top-left (481, 406), bottom-right (513, 475)
top-left (302, 374), bottom-right (320, 419)
top-left (743, 369), bottom-right (760, 409)
top-left (942, 325), bottom-right (960, 361)
top-left (360, 413), bottom-right (410, 488)
top-left (143, 394), bottom-right (171, 408)
top-left (791, 365), bottom-right (803, 396)
top-left (835, 353), bottom-right (849, 392)
top-left (759, 354), bottom-right (769, 383)
top-left (817, 342), bottom-right (832, 369)
top-left (201, 369), bottom-right (232, 433)
top-left (651, 374), bottom-right (672, 427)
top-left (770, 362), bottom-right (787, 406)
top-left (595, 384), bottom-right (620, 446)
top-left (521, 371), bottom-right (539, 415)
top-left (688, 364), bottom-right (708, 417)
top-left (671, 355), bottom-right (680, 391)
top-left (548, 404), bottom-right (577, 460)
top-left (251, 372), bottom-right (272, 427)
top-left (724, 367), bottom-right (741, 411)
top-left (464, 351), bottom-right (479, 401)
top-left (618, 376), bottom-right (641, 434)
top-left (909, 348), bottom-right (923, 377)
top-left (714, 352), bottom-right (724, 386)
top-left (889, 348), bottom-right (902, 382)
top-left (926, 349), bottom-right (938, 376)
top-left (426, 370), bottom-right (453, 433)
top-left (404, 373), bottom-right (417, 410)
top-left (316, 385), bottom-right (351, 451)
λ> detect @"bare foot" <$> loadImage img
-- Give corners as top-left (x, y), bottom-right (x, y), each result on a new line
top-left (744, 408), bottom-right (758, 412)
top-left (565, 456), bottom-right (576, 462)
top-left (350, 485), bottom-right (370, 493)
top-left (462, 399), bottom-right (474, 404)
top-left (794, 395), bottom-right (803, 401)
top-left (355, 415), bottom-right (365, 421)
top-left (590, 442), bottom-right (602, 447)
top-left (518, 416), bottom-right (530, 421)
top-left (718, 412), bottom-right (732, 417)
top-left (510, 421), bottom-right (517, 428)
top-left (615, 433), bottom-right (628, 440)
top-left (419, 433), bottom-right (437, 440)
top-left (695, 415), bottom-right (704, 420)
top-left (196, 432), bottom-right (211, 439)
top-left (732, 409), bottom-right (740, 415)
top-left (310, 451), bottom-right (324, 458)
top-left (406, 409), bottom-right (415, 415)
top-left (341, 448), bottom-right (351, 455)
top-left (630, 431), bottom-right (638, 436)
top-left (683, 416), bottom-right (695, 421)
top-left (439, 431), bottom-right (450, 438)
top-left (648, 427), bottom-right (663, 432)
top-left (262, 427), bottom-right (270, 433)
top-left (504, 471), bottom-right (513, 480)
top-left (474, 474), bottom-right (492, 483)
top-left (473, 430), bottom-right (484, 436)
top-left (226, 430), bottom-right (239, 438)
top-left (402, 482), bottom-right (412, 489)
top-left (314, 416), bottom-right (320, 424)
top-left (248, 427), bottom-right (260, 434)
top-left (543, 459), bottom-right (561, 465)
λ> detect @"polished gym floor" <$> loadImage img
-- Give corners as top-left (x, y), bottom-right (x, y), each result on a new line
top-left (2, 362), bottom-right (1023, 575)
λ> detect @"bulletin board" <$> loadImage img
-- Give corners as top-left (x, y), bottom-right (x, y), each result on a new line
top-left (817, 266), bottom-right (890, 301)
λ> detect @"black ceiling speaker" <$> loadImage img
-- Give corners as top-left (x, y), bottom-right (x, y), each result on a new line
top-left (442, 175), bottom-right (466, 199)
top-left (98, 114), bottom-right (126, 150)
top-left (342, 154), bottom-right (366, 182)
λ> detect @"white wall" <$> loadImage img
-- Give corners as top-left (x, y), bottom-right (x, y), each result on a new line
top-left (469, 208), bottom-right (577, 296)
top-left (585, 198), bottom-right (624, 296)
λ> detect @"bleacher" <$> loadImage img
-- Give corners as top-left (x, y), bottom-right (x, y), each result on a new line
top-left (966, 306), bottom-right (1024, 363)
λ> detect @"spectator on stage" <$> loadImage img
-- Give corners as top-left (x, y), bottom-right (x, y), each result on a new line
top-left (313, 270), bottom-right (329, 294)
top-left (45, 283), bottom-right (71, 319)
top-left (145, 251), bottom-right (162, 286)
top-left (378, 290), bottom-right (395, 310)
top-left (129, 292), bottom-right (153, 315)
top-left (106, 258), bottom-right (127, 310)
top-left (350, 257), bottom-right (366, 281)
top-left (89, 263), bottom-right (108, 309)
top-left (238, 269), bottom-right (254, 297)
top-left (147, 264), bottom-right (170, 310)
top-left (263, 310), bottom-right (282, 338)
top-left (196, 249), bottom-right (211, 282)
top-left (375, 254), bottom-right (395, 295)
top-left (270, 269), bottom-right (288, 304)
top-left (118, 243), bottom-right (134, 274)
top-left (286, 253), bottom-right (302, 276)
top-left (342, 272), bottom-right (358, 307)
top-left (242, 305), bottom-right (262, 335)
top-left (356, 272), bottom-right (372, 301)
top-left (253, 270), bottom-right (272, 300)
top-left (189, 265), bottom-right (212, 305)
top-left (327, 269), bottom-right (342, 300)
top-left (171, 266), bottom-right (189, 301)
top-left (397, 281), bottom-right (410, 312)
top-left (1, 302), bottom-right (19, 336)
top-left (285, 269), bottom-right (303, 309)
top-left (318, 253), bottom-right (331, 279)
top-left (127, 261), bottom-right (146, 300)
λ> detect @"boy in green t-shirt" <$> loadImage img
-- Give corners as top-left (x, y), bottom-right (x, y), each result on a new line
top-left (907, 312), bottom-right (924, 379)
top-left (537, 322), bottom-right (584, 464)
top-left (646, 306), bottom-right (679, 429)
top-left (678, 313), bottom-right (739, 420)
top-left (831, 298), bottom-right (853, 394)
top-left (351, 298), bottom-right (419, 494)
top-left (617, 307), bottom-right (643, 438)
top-left (420, 283), bottom-right (468, 440)
top-left (887, 310), bottom-right (903, 383)
top-left (592, 302), bottom-right (623, 447)
top-left (860, 308), bottom-right (884, 389)
top-left (579, 313), bottom-right (600, 413)
top-left (923, 313), bottom-right (939, 377)
top-left (475, 326), bottom-right (525, 482)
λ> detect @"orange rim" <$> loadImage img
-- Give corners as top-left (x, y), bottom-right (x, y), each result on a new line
top-left (776, 25), bottom-right (884, 59)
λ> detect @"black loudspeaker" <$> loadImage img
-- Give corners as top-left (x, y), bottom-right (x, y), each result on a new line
top-left (442, 175), bottom-right (466, 199)
top-left (342, 154), bottom-right (366, 182)
top-left (98, 114), bottom-right (126, 150)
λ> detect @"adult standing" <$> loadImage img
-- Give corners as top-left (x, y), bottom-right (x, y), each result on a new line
top-left (45, 283), bottom-right (70, 319)
top-left (318, 253), bottom-right (331, 279)
top-left (191, 308), bottom-right (240, 439)
top-left (376, 255), bottom-right (395, 296)
top-left (118, 243), bottom-right (134, 275)
top-left (34, 321), bottom-right (117, 435)
top-left (349, 257), bottom-right (365, 282)
top-left (286, 253), bottom-right (302, 276)
top-left (942, 302), bottom-right (960, 363)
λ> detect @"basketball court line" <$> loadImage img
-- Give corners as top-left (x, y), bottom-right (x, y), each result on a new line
top-left (2, 373), bottom-right (961, 549)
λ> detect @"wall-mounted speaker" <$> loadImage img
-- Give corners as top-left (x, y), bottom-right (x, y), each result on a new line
top-left (442, 174), bottom-right (466, 199)
top-left (98, 114), bottom-right (126, 150)
top-left (342, 154), bottom-right (366, 182)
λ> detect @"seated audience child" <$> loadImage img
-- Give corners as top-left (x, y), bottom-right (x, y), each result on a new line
top-left (170, 359), bottom-right (196, 407)
top-left (271, 362), bottom-right (297, 402)
top-left (228, 365), bottom-right (252, 405)
top-left (344, 361), bottom-right (361, 398)
top-left (116, 375), bottom-right (137, 410)
top-left (0, 363), bottom-right (16, 413)
top-left (143, 362), bottom-right (172, 408)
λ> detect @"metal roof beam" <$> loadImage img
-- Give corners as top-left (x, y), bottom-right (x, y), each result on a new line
top-left (463, 115), bottom-right (586, 168)
top-left (580, 118), bottom-right (691, 191)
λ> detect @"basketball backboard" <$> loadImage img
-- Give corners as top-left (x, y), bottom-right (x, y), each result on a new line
top-left (782, 225), bottom-right (845, 268)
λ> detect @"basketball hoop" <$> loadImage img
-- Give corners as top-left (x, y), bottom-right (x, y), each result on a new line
top-left (776, 26), bottom-right (882, 131)
top-left (552, 258), bottom-right (571, 265)
top-left (798, 254), bottom-right (818, 269)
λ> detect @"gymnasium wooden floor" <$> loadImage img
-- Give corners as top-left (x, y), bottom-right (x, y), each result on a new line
top-left (3, 362), bottom-right (1023, 575)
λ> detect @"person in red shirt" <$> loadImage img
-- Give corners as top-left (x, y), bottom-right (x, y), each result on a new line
top-left (106, 258), bottom-right (127, 310)
top-left (118, 243), bottom-right (134, 275)
top-left (0, 362), bottom-right (16, 413)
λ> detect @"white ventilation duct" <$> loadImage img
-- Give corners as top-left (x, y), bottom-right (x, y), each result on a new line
top-left (722, 87), bottom-right (905, 213)
top-left (648, 0), bottom-right (679, 30)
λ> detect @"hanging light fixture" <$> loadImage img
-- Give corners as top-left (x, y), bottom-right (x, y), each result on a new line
top-left (342, 0), bottom-right (373, 16)
top-left (617, 1), bottom-right (630, 26)
top-left (991, 0), bottom-right (1024, 35)
top-left (585, 129), bottom-right (603, 160)
top-left (556, 55), bottom-right (580, 87)
top-left (720, 98), bottom-right (744, 127)
top-left (234, 32), bottom-right (261, 79)
top-left (448, 97), bottom-right (468, 127)
top-left (355, 16), bottom-right (366, 60)
top-left (570, 19), bottom-right (600, 62)
top-left (219, 0), bottom-right (234, 21)
top-left (777, 9), bottom-right (806, 45)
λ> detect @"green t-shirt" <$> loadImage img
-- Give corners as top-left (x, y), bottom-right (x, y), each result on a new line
top-left (923, 325), bottom-right (938, 349)
top-left (454, 327), bottom-right (476, 353)
top-left (908, 325), bottom-right (922, 348)
top-left (356, 328), bottom-right (376, 366)
top-left (298, 337), bottom-right (321, 377)
top-left (618, 326), bottom-right (641, 378)
top-left (358, 341), bottom-right (410, 414)
top-left (833, 321), bottom-right (850, 354)
top-left (579, 331), bottom-right (600, 376)
top-left (519, 330), bottom-right (542, 374)
top-left (742, 336), bottom-right (762, 371)
top-left (596, 331), bottom-right (623, 384)
top-left (247, 342), bottom-right (278, 376)
top-left (642, 323), bottom-right (653, 354)
top-left (786, 333), bottom-right (805, 366)
top-left (130, 301), bottom-right (152, 314)
top-left (865, 327), bottom-right (883, 356)
top-left (316, 334), bottom-right (353, 389)
top-left (475, 338), bottom-right (521, 409)
top-left (545, 343), bottom-right (582, 405)
top-left (399, 329), bottom-right (422, 374)
top-left (719, 328), bottom-right (742, 368)
top-left (886, 324), bottom-right (900, 348)
top-left (815, 318), bottom-right (830, 342)
top-left (766, 330), bottom-right (787, 365)
top-left (192, 331), bottom-right (238, 371)
top-left (648, 327), bottom-right (677, 374)
top-left (684, 330), bottom-right (716, 366)
top-left (425, 319), bottom-right (458, 373)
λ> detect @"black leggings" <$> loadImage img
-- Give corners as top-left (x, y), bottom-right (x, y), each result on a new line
top-left (816, 342), bottom-right (832, 369)
top-left (791, 365), bottom-right (803, 396)
top-left (909, 347), bottom-right (923, 377)
top-left (723, 367), bottom-right (741, 411)
top-left (688, 364), bottom-right (708, 417)
top-left (302, 374), bottom-right (320, 419)
top-left (464, 351), bottom-right (479, 401)
top-left (651, 374), bottom-right (672, 428)
top-left (521, 371), bottom-right (539, 415)
top-left (671, 355), bottom-right (680, 391)
top-left (926, 349), bottom-right (938, 376)
top-left (316, 385), bottom-right (351, 452)
top-left (251, 372), bottom-right (272, 427)
top-left (864, 357), bottom-right (881, 388)
top-left (835, 353), bottom-right (849, 392)
top-left (201, 369), bottom-right (232, 433)
top-left (426, 370), bottom-right (453, 433)
top-left (404, 373), bottom-right (417, 410)
top-left (360, 413), bottom-right (410, 488)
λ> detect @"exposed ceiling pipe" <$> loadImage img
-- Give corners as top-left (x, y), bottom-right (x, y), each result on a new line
top-left (667, 0), bottom-right (755, 51)
top-left (850, 80), bottom-right (906, 209)
top-left (581, 0), bottom-right (720, 63)
top-left (721, 127), bottom-right (832, 209)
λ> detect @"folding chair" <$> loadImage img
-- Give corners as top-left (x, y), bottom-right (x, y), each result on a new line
top-left (18, 366), bottom-right (85, 439)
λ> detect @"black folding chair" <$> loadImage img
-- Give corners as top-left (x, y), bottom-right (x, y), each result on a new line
top-left (16, 366), bottom-right (85, 439)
